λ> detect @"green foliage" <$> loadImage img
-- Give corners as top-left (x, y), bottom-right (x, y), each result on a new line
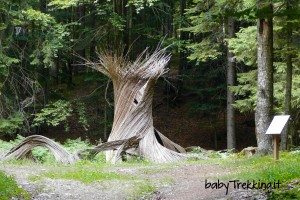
top-left (0, 135), bottom-right (25, 151)
top-left (75, 102), bottom-right (90, 131)
top-left (230, 70), bottom-right (257, 112)
top-left (22, 9), bottom-right (69, 67)
top-left (32, 100), bottom-right (73, 131)
top-left (184, 0), bottom-right (225, 63)
top-left (0, 113), bottom-right (24, 136)
top-left (0, 52), bottom-right (19, 83)
top-left (128, 0), bottom-right (160, 13)
top-left (187, 39), bottom-right (222, 62)
top-left (0, 171), bottom-right (30, 200)
top-left (228, 26), bottom-right (257, 66)
top-left (32, 100), bottom-right (91, 132)
top-left (22, 9), bottom-right (56, 27)
top-left (269, 186), bottom-right (300, 200)
top-left (31, 147), bottom-right (55, 163)
top-left (48, 0), bottom-right (82, 9)
top-left (63, 137), bottom-right (91, 153)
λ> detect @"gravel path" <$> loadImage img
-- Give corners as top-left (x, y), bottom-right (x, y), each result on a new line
top-left (0, 162), bottom-right (266, 200)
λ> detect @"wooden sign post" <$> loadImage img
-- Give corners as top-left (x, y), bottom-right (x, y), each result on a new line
top-left (266, 115), bottom-right (290, 161)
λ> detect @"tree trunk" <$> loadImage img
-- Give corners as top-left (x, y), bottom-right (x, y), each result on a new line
top-left (74, 4), bottom-right (86, 74)
top-left (255, 2), bottom-right (273, 153)
top-left (226, 17), bottom-right (236, 149)
top-left (89, 3), bottom-right (96, 61)
top-left (87, 48), bottom-right (186, 163)
top-left (281, 0), bottom-right (295, 150)
top-left (126, 3), bottom-right (133, 58)
top-left (177, 0), bottom-right (187, 98)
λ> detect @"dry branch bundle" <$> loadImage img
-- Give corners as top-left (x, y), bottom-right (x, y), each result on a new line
top-left (85, 47), bottom-right (187, 163)
top-left (2, 135), bottom-right (79, 164)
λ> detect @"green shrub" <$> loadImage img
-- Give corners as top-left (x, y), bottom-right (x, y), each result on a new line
top-left (63, 138), bottom-right (91, 153)
top-left (0, 171), bottom-right (30, 200)
top-left (32, 100), bottom-right (73, 131)
top-left (31, 147), bottom-right (55, 163)
top-left (0, 113), bottom-right (24, 136)
top-left (0, 135), bottom-right (25, 152)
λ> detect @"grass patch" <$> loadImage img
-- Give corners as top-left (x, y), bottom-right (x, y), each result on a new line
top-left (29, 175), bottom-right (42, 182)
top-left (223, 152), bottom-right (300, 183)
top-left (138, 166), bottom-right (172, 175)
top-left (268, 186), bottom-right (300, 200)
top-left (0, 171), bottom-right (30, 200)
top-left (44, 168), bottom-right (133, 183)
top-left (159, 177), bottom-right (175, 185)
top-left (130, 179), bottom-right (156, 199)
top-left (221, 151), bottom-right (300, 199)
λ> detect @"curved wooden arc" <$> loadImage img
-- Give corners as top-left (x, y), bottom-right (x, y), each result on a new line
top-left (2, 135), bottom-right (79, 164)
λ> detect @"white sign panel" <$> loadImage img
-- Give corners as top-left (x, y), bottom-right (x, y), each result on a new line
top-left (266, 115), bottom-right (290, 135)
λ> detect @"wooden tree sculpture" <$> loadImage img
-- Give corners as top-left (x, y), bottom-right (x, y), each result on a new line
top-left (86, 47), bottom-right (186, 163)
top-left (1, 47), bottom-right (187, 164)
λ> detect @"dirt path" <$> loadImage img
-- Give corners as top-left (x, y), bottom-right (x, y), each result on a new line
top-left (0, 162), bottom-right (247, 200)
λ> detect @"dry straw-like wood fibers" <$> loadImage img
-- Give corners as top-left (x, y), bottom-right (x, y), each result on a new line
top-left (86, 47), bottom-right (187, 163)
top-left (2, 135), bottom-right (79, 164)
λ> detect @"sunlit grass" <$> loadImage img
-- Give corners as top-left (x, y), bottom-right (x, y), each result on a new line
top-left (219, 151), bottom-right (300, 199)
top-left (0, 171), bottom-right (30, 200)
top-left (43, 168), bottom-right (133, 183)
top-left (222, 152), bottom-right (300, 183)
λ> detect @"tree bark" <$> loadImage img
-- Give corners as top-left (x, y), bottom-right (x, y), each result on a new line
top-left (281, 0), bottom-right (294, 150)
top-left (177, 0), bottom-right (187, 98)
top-left (74, 4), bottom-right (86, 74)
top-left (226, 17), bottom-right (236, 149)
top-left (255, 2), bottom-right (273, 153)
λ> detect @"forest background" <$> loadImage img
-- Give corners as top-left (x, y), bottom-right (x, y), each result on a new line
top-left (1, 0), bottom-right (300, 153)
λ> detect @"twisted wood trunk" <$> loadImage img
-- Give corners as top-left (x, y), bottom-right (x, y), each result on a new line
top-left (88, 47), bottom-right (186, 163)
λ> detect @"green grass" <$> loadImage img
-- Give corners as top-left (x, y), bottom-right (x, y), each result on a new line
top-left (159, 177), bottom-right (175, 185)
top-left (43, 168), bottom-right (133, 183)
top-left (220, 151), bottom-right (300, 199)
top-left (222, 152), bottom-right (300, 183)
top-left (268, 187), bottom-right (300, 200)
top-left (138, 166), bottom-right (172, 175)
top-left (0, 171), bottom-right (30, 200)
top-left (129, 179), bottom-right (157, 199)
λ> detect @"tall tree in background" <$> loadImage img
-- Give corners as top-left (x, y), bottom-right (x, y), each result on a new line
top-left (281, 0), bottom-right (295, 150)
top-left (225, 17), bottom-right (236, 149)
top-left (255, 0), bottom-right (273, 153)
top-left (184, 0), bottom-right (239, 149)
top-left (177, 0), bottom-right (187, 97)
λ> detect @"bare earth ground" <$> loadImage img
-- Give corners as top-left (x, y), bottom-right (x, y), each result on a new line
top-left (0, 161), bottom-right (239, 200)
